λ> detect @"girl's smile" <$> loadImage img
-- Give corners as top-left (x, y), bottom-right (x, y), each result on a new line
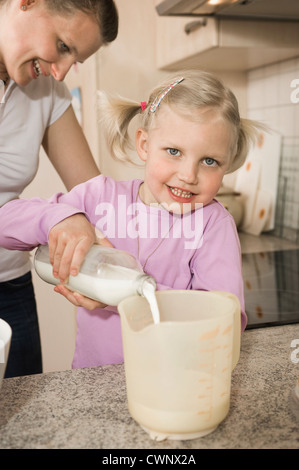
top-left (167, 185), bottom-right (196, 203)
top-left (136, 105), bottom-right (235, 213)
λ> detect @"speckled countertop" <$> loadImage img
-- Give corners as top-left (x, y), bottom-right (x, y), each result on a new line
top-left (0, 324), bottom-right (298, 449)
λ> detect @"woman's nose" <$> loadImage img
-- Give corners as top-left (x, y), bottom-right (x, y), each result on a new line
top-left (50, 60), bottom-right (73, 81)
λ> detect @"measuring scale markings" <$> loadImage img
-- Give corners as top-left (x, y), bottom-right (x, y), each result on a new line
top-left (222, 323), bottom-right (233, 397)
top-left (197, 323), bottom-right (233, 421)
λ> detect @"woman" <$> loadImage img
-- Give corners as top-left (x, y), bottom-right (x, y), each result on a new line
top-left (0, 0), bottom-right (118, 377)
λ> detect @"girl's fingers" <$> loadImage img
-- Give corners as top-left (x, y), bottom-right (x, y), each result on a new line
top-left (54, 239), bottom-right (79, 283)
top-left (73, 292), bottom-right (106, 310)
top-left (51, 237), bottom-right (68, 279)
top-left (54, 285), bottom-right (106, 310)
top-left (48, 218), bottom-right (114, 285)
top-left (67, 237), bottom-right (96, 278)
top-left (48, 214), bottom-right (97, 279)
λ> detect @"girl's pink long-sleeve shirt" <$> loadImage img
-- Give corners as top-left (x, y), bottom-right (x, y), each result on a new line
top-left (0, 175), bottom-right (246, 368)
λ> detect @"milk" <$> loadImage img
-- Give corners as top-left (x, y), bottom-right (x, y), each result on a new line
top-left (142, 281), bottom-right (160, 324)
top-left (34, 245), bottom-right (160, 315)
top-left (35, 258), bottom-right (158, 307)
top-left (129, 399), bottom-right (229, 436)
top-left (128, 373), bottom-right (230, 438)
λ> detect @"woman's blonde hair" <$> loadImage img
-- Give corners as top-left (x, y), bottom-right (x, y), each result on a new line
top-left (98, 69), bottom-right (264, 173)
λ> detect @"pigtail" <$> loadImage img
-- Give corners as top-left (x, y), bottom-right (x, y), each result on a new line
top-left (229, 118), bottom-right (269, 173)
top-left (97, 91), bottom-right (142, 163)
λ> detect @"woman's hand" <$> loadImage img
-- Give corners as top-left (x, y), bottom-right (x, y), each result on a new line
top-left (48, 213), bottom-right (113, 283)
top-left (48, 214), bottom-right (113, 309)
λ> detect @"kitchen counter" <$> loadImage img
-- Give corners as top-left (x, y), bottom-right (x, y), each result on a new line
top-left (0, 324), bottom-right (298, 450)
top-left (239, 232), bottom-right (299, 254)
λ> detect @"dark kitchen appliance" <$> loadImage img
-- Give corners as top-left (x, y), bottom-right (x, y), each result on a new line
top-left (242, 249), bottom-right (299, 329)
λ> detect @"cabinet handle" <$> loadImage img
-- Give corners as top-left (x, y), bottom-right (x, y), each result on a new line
top-left (184, 18), bottom-right (207, 34)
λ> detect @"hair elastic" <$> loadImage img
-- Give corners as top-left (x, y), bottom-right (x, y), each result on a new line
top-left (150, 77), bottom-right (184, 113)
top-left (140, 101), bottom-right (147, 112)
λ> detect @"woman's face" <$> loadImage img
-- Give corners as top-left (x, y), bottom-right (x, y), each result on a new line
top-left (1, 0), bottom-right (102, 86)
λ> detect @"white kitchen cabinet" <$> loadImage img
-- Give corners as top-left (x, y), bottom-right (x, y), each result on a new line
top-left (155, 14), bottom-right (299, 71)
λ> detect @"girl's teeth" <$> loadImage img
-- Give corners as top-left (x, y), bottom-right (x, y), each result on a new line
top-left (169, 187), bottom-right (193, 198)
top-left (33, 59), bottom-right (41, 77)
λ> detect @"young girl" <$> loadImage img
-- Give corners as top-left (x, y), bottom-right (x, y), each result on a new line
top-left (0, 70), bottom-right (261, 369)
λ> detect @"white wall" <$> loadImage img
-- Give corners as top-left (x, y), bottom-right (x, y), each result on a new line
top-left (95, 0), bottom-right (168, 180)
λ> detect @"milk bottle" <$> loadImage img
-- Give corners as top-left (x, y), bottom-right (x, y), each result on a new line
top-left (34, 244), bottom-right (157, 309)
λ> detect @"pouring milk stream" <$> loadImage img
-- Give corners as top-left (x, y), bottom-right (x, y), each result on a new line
top-left (34, 244), bottom-right (161, 323)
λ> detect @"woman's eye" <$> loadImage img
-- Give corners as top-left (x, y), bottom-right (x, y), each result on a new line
top-left (203, 157), bottom-right (217, 167)
top-left (167, 148), bottom-right (181, 157)
top-left (59, 41), bottom-right (70, 53)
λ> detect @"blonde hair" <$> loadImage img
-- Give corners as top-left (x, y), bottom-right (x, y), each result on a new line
top-left (98, 70), bottom-right (264, 173)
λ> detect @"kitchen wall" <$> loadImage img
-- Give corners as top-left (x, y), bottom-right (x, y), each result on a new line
top-left (95, 0), bottom-right (168, 180)
top-left (247, 58), bottom-right (299, 242)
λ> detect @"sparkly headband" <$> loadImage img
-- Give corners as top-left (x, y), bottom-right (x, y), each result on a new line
top-left (149, 77), bottom-right (184, 113)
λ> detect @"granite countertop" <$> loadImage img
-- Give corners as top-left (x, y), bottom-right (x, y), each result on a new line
top-left (239, 232), bottom-right (299, 254)
top-left (0, 324), bottom-right (298, 450)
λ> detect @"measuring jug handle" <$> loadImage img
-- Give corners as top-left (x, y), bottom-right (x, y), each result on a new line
top-left (211, 291), bottom-right (241, 370)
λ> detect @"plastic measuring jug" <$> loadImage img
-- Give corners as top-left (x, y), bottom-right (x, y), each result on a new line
top-left (118, 290), bottom-right (241, 441)
top-left (0, 319), bottom-right (12, 390)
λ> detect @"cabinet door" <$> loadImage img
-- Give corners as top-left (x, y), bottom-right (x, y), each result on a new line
top-left (156, 15), bottom-right (299, 71)
top-left (156, 15), bottom-right (218, 70)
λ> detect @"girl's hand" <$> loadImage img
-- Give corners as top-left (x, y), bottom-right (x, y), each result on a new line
top-left (54, 285), bottom-right (107, 310)
top-left (48, 213), bottom-right (113, 283)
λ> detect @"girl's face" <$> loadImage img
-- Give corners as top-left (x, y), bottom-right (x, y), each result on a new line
top-left (1, 0), bottom-right (102, 86)
top-left (136, 105), bottom-right (234, 213)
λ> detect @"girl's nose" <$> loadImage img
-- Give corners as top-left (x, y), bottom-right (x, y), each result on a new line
top-left (50, 60), bottom-right (73, 81)
top-left (177, 160), bottom-right (198, 185)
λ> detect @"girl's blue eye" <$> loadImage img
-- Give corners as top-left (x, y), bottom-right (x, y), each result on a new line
top-left (204, 157), bottom-right (217, 167)
top-left (167, 148), bottom-right (181, 157)
top-left (59, 41), bottom-right (70, 53)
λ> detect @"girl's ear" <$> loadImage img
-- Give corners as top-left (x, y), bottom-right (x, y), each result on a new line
top-left (136, 128), bottom-right (149, 163)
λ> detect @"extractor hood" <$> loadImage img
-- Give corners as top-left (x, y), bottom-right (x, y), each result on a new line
top-left (156, 0), bottom-right (299, 20)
